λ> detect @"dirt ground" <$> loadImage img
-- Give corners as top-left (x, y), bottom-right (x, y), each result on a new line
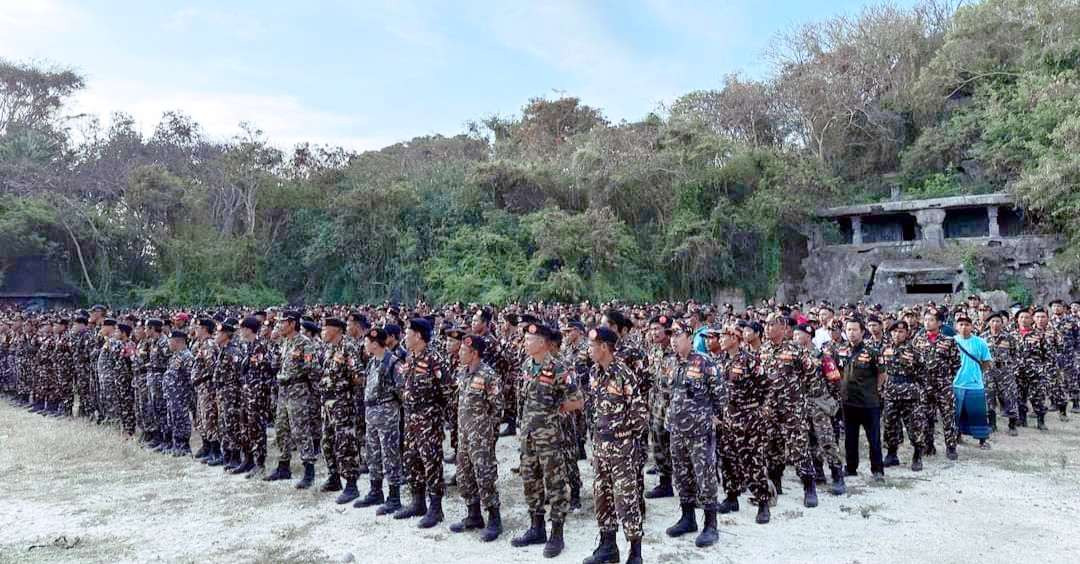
top-left (1, 400), bottom-right (1078, 564)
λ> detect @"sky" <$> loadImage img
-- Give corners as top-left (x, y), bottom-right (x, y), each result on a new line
top-left (1, 0), bottom-right (912, 152)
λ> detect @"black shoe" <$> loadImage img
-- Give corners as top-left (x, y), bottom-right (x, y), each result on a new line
top-left (231, 453), bottom-right (255, 475)
top-left (883, 448), bottom-right (900, 467)
top-left (755, 501), bottom-right (770, 524)
top-left (264, 460), bottom-right (292, 481)
top-left (583, 530), bottom-right (619, 564)
top-left (946, 447), bottom-right (958, 461)
top-left (499, 419), bottom-right (517, 437)
top-left (625, 538), bottom-right (642, 564)
top-left (172, 439), bottom-right (191, 457)
top-left (645, 466), bottom-right (658, 475)
top-left (665, 503), bottom-right (698, 538)
top-left (393, 488), bottom-right (426, 519)
top-left (376, 485), bottom-right (402, 516)
top-left (844, 466), bottom-right (857, 477)
top-left (295, 462), bottom-right (316, 489)
top-left (224, 449), bottom-right (242, 472)
top-left (1007, 418), bottom-right (1019, 437)
top-left (570, 486), bottom-right (581, 511)
top-left (718, 493), bottom-right (739, 514)
top-left (1072, 399), bottom-right (1080, 414)
top-left (418, 495), bottom-right (444, 529)
top-left (511, 513), bottom-right (547, 547)
top-left (1059, 406), bottom-right (1069, 422)
top-left (644, 475), bottom-right (674, 499)
top-left (357, 461), bottom-right (369, 475)
top-left (354, 480), bottom-right (385, 508)
top-left (245, 462), bottom-right (266, 480)
top-left (193, 441), bottom-right (211, 460)
top-left (205, 442), bottom-right (224, 466)
top-left (449, 501), bottom-right (484, 533)
top-left (802, 477), bottom-right (818, 508)
top-left (988, 410), bottom-right (998, 432)
top-left (829, 465), bottom-right (846, 495)
top-left (336, 478), bottom-right (360, 505)
top-left (320, 473), bottom-right (343, 493)
top-left (768, 465), bottom-right (784, 495)
top-left (543, 520), bottom-right (565, 558)
top-left (813, 460), bottom-right (827, 485)
top-left (1037, 414), bottom-right (1048, 431)
top-left (695, 509), bottom-right (719, 548)
top-left (925, 444), bottom-right (937, 456)
top-left (910, 448), bottom-right (924, 472)
top-left (577, 442), bottom-right (587, 461)
top-left (480, 506), bottom-right (502, 542)
top-left (1019, 407), bottom-right (1029, 427)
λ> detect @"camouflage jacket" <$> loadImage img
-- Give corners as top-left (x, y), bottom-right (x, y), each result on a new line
top-left (665, 352), bottom-right (724, 436)
top-left (589, 359), bottom-right (648, 444)
top-left (880, 340), bottom-right (924, 401)
top-left (520, 353), bottom-right (581, 438)
top-left (456, 361), bottom-right (503, 426)
top-left (277, 333), bottom-right (321, 386)
top-left (398, 348), bottom-right (451, 417)
top-left (318, 337), bottom-right (362, 403)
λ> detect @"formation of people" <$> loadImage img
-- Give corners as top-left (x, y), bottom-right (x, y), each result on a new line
top-left (1, 294), bottom-right (1078, 564)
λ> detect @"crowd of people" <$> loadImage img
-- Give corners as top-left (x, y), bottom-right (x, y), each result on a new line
top-left (2, 295), bottom-right (1078, 564)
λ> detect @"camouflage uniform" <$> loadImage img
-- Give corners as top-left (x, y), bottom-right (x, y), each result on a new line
top-left (192, 338), bottom-right (221, 443)
top-left (806, 349), bottom-right (842, 472)
top-left (241, 337), bottom-right (275, 464)
top-left (646, 346), bottom-right (676, 480)
top-left (365, 351), bottom-right (404, 486)
top-left (760, 340), bottom-right (818, 480)
top-left (164, 347), bottom-right (196, 444)
top-left (133, 336), bottom-right (152, 432)
top-left (666, 352), bottom-right (724, 511)
top-left (718, 347), bottom-right (770, 504)
top-left (73, 328), bottom-right (98, 418)
top-left (1015, 328), bottom-right (1050, 419)
top-left (276, 333), bottom-right (322, 464)
top-left (590, 359), bottom-right (648, 541)
top-left (1048, 318), bottom-right (1074, 411)
top-left (520, 353), bottom-right (582, 523)
top-left (55, 331), bottom-right (76, 415)
top-left (400, 348), bottom-right (451, 496)
top-left (112, 338), bottom-right (138, 436)
top-left (880, 341), bottom-right (926, 449)
top-left (455, 360), bottom-right (503, 509)
top-left (146, 334), bottom-right (171, 438)
top-left (911, 331), bottom-right (959, 450)
top-left (319, 337), bottom-right (363, 481)
top-left (984, 331), bottom-right (1019, 419)
top-left (214, 340), bottom-right (245, 453)
top-left (96, 333), bottom-right (118, 422)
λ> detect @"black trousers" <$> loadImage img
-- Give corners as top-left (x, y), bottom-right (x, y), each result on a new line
top-left (843, 404), bottom-right (883, 475)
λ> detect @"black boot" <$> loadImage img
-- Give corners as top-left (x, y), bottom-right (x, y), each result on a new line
top-left (357, 461), bottom-right (369, 475)
top-left (376, 485), bottom-right (402, 516)
top-left (511, 513), bottom-right (547, 547)
top-left (418, 495), bottom-right (444, 529)
top-left (1007, 417), bottom-right (1019, 437)
top-left (1037, 413), bottom-right (1048, 431)
top-left (802, 477), bottom-right (818, 508)
top-left (924, 443), bottom-right (937, 456)
top-left (320, 473), bottom-right (343, 493)
top-left (768, 465), bottom-right (784, 495)
top-left (583, 530), bottom-right (619, 564)
top-left (336, 478), bottom-right (360, 505)
top-left (883, 447), bottom-right (900, 467)
top-left (570, 486), bottom-right (582, 510)
top-left (172, 437), bottom-right (191, 457)
top-left (988, 410), bottom-right (998, 432)
top-left (695, 508), bottom-right (719, 548)
top-left (224, 449), bottom-right (241, 472)
top-left (1059, 405), bottom-right (1069, 422)
top-left (193, 440), bottom-right (211, 460)
top-left (1019, 406), bottom-right (1028, 427)
top-left (755, 501), bottom-right (770, 524)
top-left (145, 431), bottom-right (161, 449)
top-left (665, 503), bottom-right (698, 537)
top-left (910, 447), bottom-right (924, 472)
top-left (231, 452), bottom-right (255, 475)
top-left (294, 462), bottom-right (315, 489)
top-left (543, 520), bottom-right (565, 558)
top-left (205, 442), bottom-right (224, 466)
top-left (626, 538), bottom-right (642, 564)
top-left (1072, 399), bottom-right (1080, 414)
top-left (577, 441), bottom-right (587, 461)
top-left (264, 460), bottom-right (291, 481)
top-left (450, 501), bottom-right (484, 533)
top-left (829, 465), bottom-right (846, 495)
top-left (499, 418), bottom-right (517, 437)
top-left (718, 492), bottom-right (739, 514)
top-left (354, 479), bottom-right (385, 508)
top-left (245, 458), bottom-right (266, 480)
top-left (393, 487), bottom-right (426, 519)
top-left (480, 506), bottom-right (502, 542)
top-left (813, 459), bottom-right (827, 485)
top-left (644, 475), bottom-right (674, 499)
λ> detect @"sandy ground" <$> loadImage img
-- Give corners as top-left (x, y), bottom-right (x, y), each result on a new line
top-left (1, 400), bottom-right (1079, 564)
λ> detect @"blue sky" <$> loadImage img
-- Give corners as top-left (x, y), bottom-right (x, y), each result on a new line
top-left (1, 0), bottom-right (912, 151)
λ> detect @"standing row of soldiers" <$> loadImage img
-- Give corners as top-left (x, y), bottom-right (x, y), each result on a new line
top-left (2, 298), bottom-right (1078, 564)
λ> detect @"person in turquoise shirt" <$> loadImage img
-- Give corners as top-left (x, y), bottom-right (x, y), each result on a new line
top-left (688, 311), bottom-right (708, 354)
top-left (952, 315), bottom-right (993, 449)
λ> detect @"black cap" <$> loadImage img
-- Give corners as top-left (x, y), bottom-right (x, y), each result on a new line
top-left (103, 318), bottom-right (117, 327)
top-left (241, 317), bottom-right (261, 332)
top-left (366, 327), bottom-right (388, 346)
top-left (563, 320), bottom-right (585, 333)
top-left (74, 316), bottom-right (89, 325)
top-left (384, 324), bottom-right (401, 338)
top-left (588, 326), bottom-right (619, 345)
top-left (525, 323), bottom-right (558, 341)
top-left (218, 322), bottom-right (236, 334)
top-left (282, 310), bottom-right (302, 323)
top-left (301, 320), bottom-right (321, 334)
top-left (169, 330), bottom-right (188, 340)
top-left (462, 334), bottom-right (488, 354)
top-left (443, 326), bottom-right (466, 340)
top-left (197, 318), bottom-right (216, 332)
top-left (118, 323), bottom-right (133, 334)
top-left (794, 323), bottom-right (813, 336)
top-left (324, 317), bottom-right (346, 330)
top-left (147, 318), bottom-right (164, 329)
top-left (408, 318), bottom-right (433, 342)
top-left (519, 314), bottom-right (540, 326)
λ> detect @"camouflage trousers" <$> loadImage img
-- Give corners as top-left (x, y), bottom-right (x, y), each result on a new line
top-left (502, 373), bottom-right (518, 425)
top-left (768, 407), bottom-right (815, 480)
top-left (321, 400), bottom-right (360, 480)
top-left (445, 399), bottom-right (459, 453)
top-left (719, 414), bottom-right (769, 505)
top-left (403, 410), bottom-right (445, 496)
top-left (115, 368), bottom-right (136, 436)
top-left (559, 415), bottom-right (581, 494)
top-left (146, 371), bottom-right (168, 436)
top-left (365, 402), bottom-right (403, 485)
top-left (984, 367), bottom-right (1018, 419)
top-left (275, 382), bottom-right (320, 463)
top-left (593, 439), bottom-right (644, 541)
top-left (133, 370), bottom-right (149, 433)
top-left (883, 396), bottom-right (926, 449)
top-left (77, 368), bottom-right (99, 418)
top-left (922, 375), bottom-right (958, 449)
top-left (1049, 358), bottom-right (1070, 409)
top-left (1069, 353), bottom-right (1080, 401)
top-left (353, 397), bottom-right (366, 464)
top-left (57, 367), bottom-right (75, 414)
top-left (97, 368), bottom-right (117, 421)
top-left (521, 429), bottom-right (571, 522)
top-left (164, 371), bottom-right (192, 442)
top-left (671, 429), bottom-right (719, 511)
top-left (456, 413), bottom-right (500, 509)
top-left (217, 384), bottom-right (244, 452)
top-left (808, 395), bottom-right (842, 469)
top-left (1016, 364), bottom-right (1048, 417)
top-left (195, 383), bottom-right (219, 442)
top-left (649, 423), bottom-right (673, 478)
top-left (242, 382), bottom-right (271, 462)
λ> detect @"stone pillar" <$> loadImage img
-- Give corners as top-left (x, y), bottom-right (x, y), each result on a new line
top-left (987, 206), bottom-right (1000, 237)
top-left (851, 216), bottom-right (863, 245)
top-left (915, 209), bottom-right (946, 249)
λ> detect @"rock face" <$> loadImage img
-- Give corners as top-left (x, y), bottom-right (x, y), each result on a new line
top-left (787, 194), bottom-right (1075, 307)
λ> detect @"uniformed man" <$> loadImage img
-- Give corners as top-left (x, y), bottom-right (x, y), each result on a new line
top-left (880, 321), bottom-right (927, 471)
top-left (237, 316), bottom-right (273, 478)
top-left (265, 311), bottom-right (322, 488)
top-left (317, 317), bottom-right (363, 504)
top-left (213, 321), bottom-right (245, 471)
top-left (984, 311), bottom-right (1020, 435)
top-left (354, 327), bottom-right (405, 515)
top-left (192, 318), bottom-right (223, 465)
top-left (164, 330), bottom-right (196, 456)
top-left (912, 310), bottom-right (960, 459)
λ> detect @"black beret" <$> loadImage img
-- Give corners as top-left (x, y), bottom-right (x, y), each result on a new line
top-left (349, 312), bottom-right (371, 329)
top-left (986, 311), bottom-right (1006, 322)
top-left (197, 318), bottom-right (216, 332)
top-left (462, 334), bottom-right (488, 354)
top-left (503, 313), bottom-right (519, 326)
top-left (117, 323), bottom-right (133, 334)
top-left (887, 320), bottom-right (909, 333)
top-left (103, 318), bottom-right (118, 327)
top-left (649, 314), bottom-right (673, 328)
top-left (519, 314), bottom-right (540, 326)
top-left (384, 324), bottom-right (401, 338)
top-left (147, 318), bottom-right (164, 329)
top-left (954, 314), bottom-right (973, 324)
top-left (218, 322), bottom-right (237, 334)
top-left (254, 310), bottom-right (267, 317)
top-left (564, 320), bottom-right (586, 333)
top-left (282, 310), bottom-right (302, 322)
top-left (324, 317), bottom-right (346, 330)
top-left (443, 326), bottom-right (466, 340)
top-left (867, 315), bottom-right (882, 324)
top-left (588, 326), bottom-right (619, 345)
top-left (794, 323), bottom-right (813, 336)
top-left (746, 321), bottom-right (764, 335)
top-left (169, 330), bottom-right (188, 340)
top-left (366, 327), bottom-right (388, 346)
top-left (525, 322), bottom-right (558, 341)
top-left (409, 318), bottom-right (433, 341)
top-left (241, 317), bottom-right (261, 332)
top-left (74, 316), bottom-right (89, 325)
top-left (605, 309), bottom-right (632, 331)
top-left (301, 320), bottom-right (321, 333)
top-left (91, 304), bottom-right (107, 312)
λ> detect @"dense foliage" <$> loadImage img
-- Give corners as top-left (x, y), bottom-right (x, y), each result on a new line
top-left (1, 0), bottom-right (1077, 307)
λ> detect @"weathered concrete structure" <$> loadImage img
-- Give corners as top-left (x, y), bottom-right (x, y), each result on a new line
top-left (778, 194), bottom-right (1074, 307)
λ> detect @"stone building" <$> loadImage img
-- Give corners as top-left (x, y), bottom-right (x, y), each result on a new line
top-left (778, 193), bottom-right (1073, 308)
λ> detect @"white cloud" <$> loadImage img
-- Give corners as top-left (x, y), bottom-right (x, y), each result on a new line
top-left (0, 0), bottom-right (87, 53)
top-left (163, 6), bottom-right (266, 41)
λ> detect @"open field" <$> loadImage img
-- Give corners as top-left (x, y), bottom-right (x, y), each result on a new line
top-left (1, 400), bottom-right (1078, 563)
